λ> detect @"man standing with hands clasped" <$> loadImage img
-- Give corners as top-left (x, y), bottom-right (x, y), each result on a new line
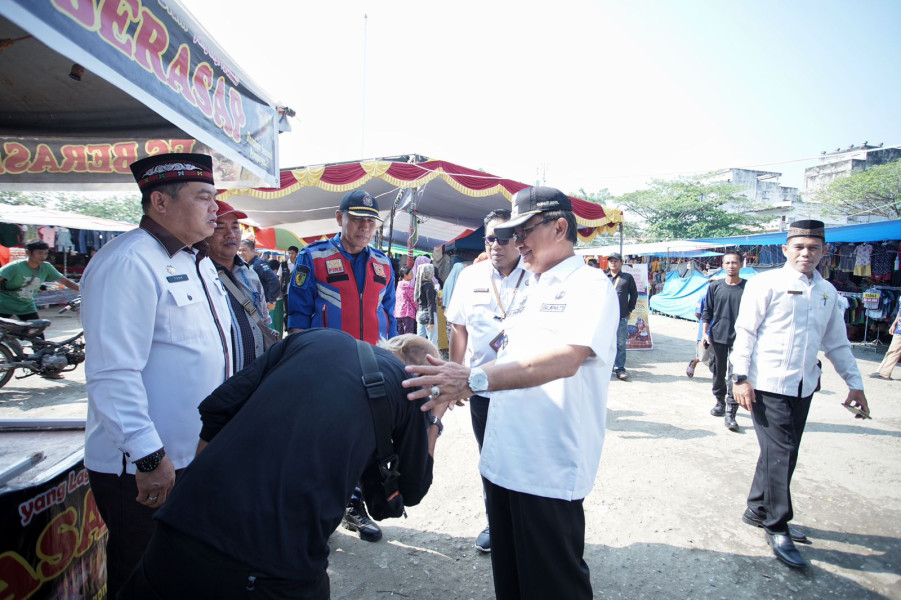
top-left (403, 187), bottom-right (619, 600)
top-left (445, 208), bottom-right (530, 553)
top-left (730, 219), bottom-right (870, 570)
top-left (606, 252), bottom-right (637, 380)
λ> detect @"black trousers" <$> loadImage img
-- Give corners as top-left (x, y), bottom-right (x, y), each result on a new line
top-left (120, 523), bottom-right (329, 600)
top-left (470, 394), bottom-right (490, 512)
top-left (746, 388), bottom-right (813, 534)
top-left (710, 341), bottom-right (737, 406)
top-left (88, 470), bottom-right (160, 600)
top-left (484, 479), bottom-right (592, 600)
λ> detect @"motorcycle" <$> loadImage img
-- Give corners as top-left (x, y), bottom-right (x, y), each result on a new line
top-left (0, 297), bottom-right (85, 387)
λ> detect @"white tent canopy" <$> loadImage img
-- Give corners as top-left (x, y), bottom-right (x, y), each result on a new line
top-left (576, 240), bottom-right (723, 257)
top-left (0, 204), bottom-right (135, 232)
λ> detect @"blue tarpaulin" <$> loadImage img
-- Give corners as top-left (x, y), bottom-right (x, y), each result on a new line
top-left (650, 267), bottom-right (759, 321)
top-left (692, 219), bottom-right (901, 246)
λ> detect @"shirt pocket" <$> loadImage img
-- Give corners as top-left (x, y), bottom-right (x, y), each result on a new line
top-left (166, 285), bottom-right (214, 343)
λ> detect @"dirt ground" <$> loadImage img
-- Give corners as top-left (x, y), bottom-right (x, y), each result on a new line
top-left (2, 308), bottom-right (899, 599)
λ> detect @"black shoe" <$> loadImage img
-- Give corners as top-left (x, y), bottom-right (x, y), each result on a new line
top-left (475, 526), bottom-right (490, 553)
top-left (710, 400), bottom-right (725, 417)
top-left (766, 532), bottom-right (808, 569)
top-left (725, 406), bottom-right (739, 432)
top-left (742, 509), bottom-right (810, 544)
top-left (342, 500), bottom-right (382, 542)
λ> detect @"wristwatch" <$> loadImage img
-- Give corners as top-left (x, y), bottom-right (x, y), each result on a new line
top-left (468, 367), bottom-right (489, 394)
top-left (731, 374), bottom-right (748, 384)
top-left (134, 447), bottom-right (166, 473)
top-left (426, 411), bottom-right (443, 437)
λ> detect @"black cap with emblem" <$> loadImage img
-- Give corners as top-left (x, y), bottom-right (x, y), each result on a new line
top-left (494, 187), bottom-right (573, 239)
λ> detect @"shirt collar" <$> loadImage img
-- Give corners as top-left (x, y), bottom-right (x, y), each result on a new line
top-left (331, 233), bottom-right (370, 258)
top-left (780, 262), bottom-right (822, 285)
top-left (140, 215), bottom-right (210, 260)
top-left (535, 254), bottom-right (584, 284)
top-left (492, 257), bottom-right (524, 279)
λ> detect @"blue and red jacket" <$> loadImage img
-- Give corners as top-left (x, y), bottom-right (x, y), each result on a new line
top-left (287, 235), bottom-right (396, 344)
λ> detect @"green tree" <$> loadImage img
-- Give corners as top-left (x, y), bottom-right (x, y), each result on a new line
top-left (0, 191), bottom-right (142, 223)
top-left (615, 176), bottom-right (767, 241)
top-left (816, 160), bottom-right (901, 220)
top-left (57, 194), bottom-right (142, 224)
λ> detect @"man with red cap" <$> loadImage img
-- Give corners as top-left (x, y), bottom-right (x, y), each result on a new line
top-left (82, 153), bottom-right (233, 598)
top-left (207, 201), bottom-right (277, 372)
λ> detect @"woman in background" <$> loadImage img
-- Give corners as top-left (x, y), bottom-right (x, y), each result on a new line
top-left (394, 267), bottom-right (417, 335)
top-left (414, 263), bottom-right (438, 345)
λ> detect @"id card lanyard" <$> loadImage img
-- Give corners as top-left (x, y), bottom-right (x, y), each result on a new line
top-left (488, 269), bottom-right (525, 352)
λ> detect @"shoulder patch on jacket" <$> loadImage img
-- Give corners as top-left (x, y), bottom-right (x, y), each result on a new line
top-left (295, 265), bottom-right (310, 287)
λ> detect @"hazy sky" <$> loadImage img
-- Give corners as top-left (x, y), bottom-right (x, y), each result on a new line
top-left (182, 0), bottom-right (901, 197)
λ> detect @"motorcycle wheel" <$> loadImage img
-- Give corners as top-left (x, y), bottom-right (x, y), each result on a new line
top-left (0, 344), bottom-right (14, 388)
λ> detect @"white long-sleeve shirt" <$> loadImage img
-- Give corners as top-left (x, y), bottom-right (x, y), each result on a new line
top-left (83, 218), bottom-right (232, 475)
top-left (730, 264), bottom-right (862, 397)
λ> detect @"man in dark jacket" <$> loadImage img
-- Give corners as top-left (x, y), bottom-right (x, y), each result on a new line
top-left (120, 330), bottom-right (444, 599)
top-left (239, 238), bottom-right (282, 303)
top-left (606, 253), bottom-right (638, 380)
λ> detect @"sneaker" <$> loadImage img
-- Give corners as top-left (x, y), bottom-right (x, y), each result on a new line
top-left (475, 526), bottom-right (490, 553)
top-left (342, 500), bottom-right (382, 542)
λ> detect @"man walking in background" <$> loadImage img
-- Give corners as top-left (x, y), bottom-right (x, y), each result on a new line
top-left (701, 250), bottom-right (746, 431)
top-left (606, 252), bottom-right (637, 380)
top-left (239, 238), bottom-right (281, 304)
top-left (731, 220), bottom-right (870, 569)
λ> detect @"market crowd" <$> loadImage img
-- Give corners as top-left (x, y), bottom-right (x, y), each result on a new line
top-left (62, 152), bottom-right (876, 599)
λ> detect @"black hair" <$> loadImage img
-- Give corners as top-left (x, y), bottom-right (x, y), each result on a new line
top-left (287, 245), bottom-right (300, 253)
top-left (399, 266), bottom-right (412, 278)
top-left (723, 249), bottom-right (743, 262)
top-left (140, 182), bottom-right (188, 213)
top-left (240, 239), bottom-right (256, 250)
top-left (25, 241), bottom-right (50, 252)
top-left (484, 208), bottom-right (512, 227)
top-left (542, 210), bottom-right (578, 243)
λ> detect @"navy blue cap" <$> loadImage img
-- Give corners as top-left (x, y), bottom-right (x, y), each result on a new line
top-left (339, 189), bottom-right (382, 221)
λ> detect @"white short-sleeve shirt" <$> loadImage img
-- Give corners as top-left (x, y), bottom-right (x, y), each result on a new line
top-left (445, 258), bottom-right (529, 380)
top-left (479, 255), bottom-right (619, 501)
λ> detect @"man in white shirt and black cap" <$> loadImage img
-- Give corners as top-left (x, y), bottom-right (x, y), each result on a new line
top-left (730, 219), bottom-right (871, 569)
top-left (402, 187), bottom-right (619, 600)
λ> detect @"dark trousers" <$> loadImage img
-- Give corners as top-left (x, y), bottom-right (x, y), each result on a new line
top-left (470, 394), bottom-right (489, 512)
top-left (746, 388), bottom-right (813, 534)
top-left (396, 316), bottom-right (416, 335)
top-left (710, 341), bottom-right (737, 406)
top-left (0, 311), bottom-right (40, 321)
top-left (88, 470), bottom-right (160, 600)
top-left (484, 479), bottom-right (592, 600)
top-left (120, 523), bottom-right (329, 600)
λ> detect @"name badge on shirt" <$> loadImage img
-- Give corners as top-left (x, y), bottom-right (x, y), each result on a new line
top-left (166, 274), bottom-right (189, 283)
top-left (787, 290), bottom-right (802, 295)
top-left (540, 303), bottom-right (566, 312)
top-left (473, 287), bottom-right (490, 293)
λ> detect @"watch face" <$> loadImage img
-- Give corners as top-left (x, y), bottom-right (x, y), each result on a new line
top-left (470, 370), bottom-right (488, 392)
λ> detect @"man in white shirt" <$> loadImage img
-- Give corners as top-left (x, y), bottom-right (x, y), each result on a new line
top-left (446, 208), bottom-right (530, 553)
top-left (731, 219), bottom-right (871, 570)
top-left (403, 187), bottom-right (618, 600)
top-left (82, 153), bottom-right (232, 598)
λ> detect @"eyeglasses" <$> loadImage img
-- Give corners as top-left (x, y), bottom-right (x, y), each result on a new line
top-left (485, 235), bottom-right (510, 246)
top-left (511, 218), bottom-right (555, 243)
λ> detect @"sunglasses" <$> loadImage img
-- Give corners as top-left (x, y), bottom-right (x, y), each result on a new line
top-left (485, 235), bottom-right (511, 246)
top-left (511, 218), bottom-right (555, 243)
